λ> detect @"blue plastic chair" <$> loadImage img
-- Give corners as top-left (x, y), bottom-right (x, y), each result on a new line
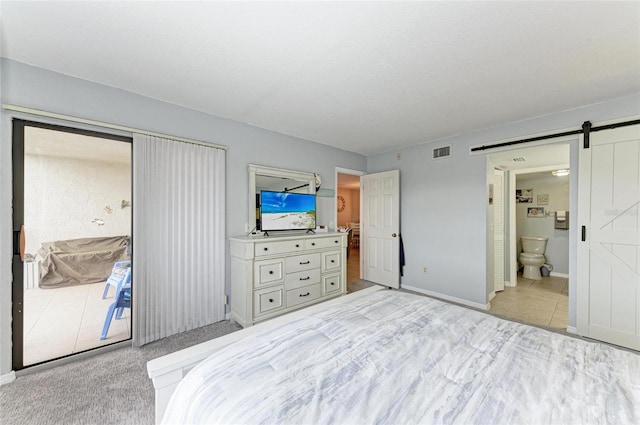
top-left (102, 260), bottom-right (131, 299)
top-left (100, 266), bottom-right (131, 340)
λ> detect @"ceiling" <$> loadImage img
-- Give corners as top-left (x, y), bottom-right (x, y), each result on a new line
top-left (2, 1), bottom-right (639, 156)
top-left (488, 143), bottom-right (569, 171)
top-left (517, 170), bottom-right (569, 182)
top-left (25, 127), bottom-right (131, 165)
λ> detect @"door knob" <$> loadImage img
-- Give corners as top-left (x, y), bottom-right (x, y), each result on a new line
top-left (392, 233), bottom-right (397, 237)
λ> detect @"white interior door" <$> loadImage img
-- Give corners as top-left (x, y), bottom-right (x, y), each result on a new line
top-left (492, 169), bottom-right (505, 292)
top-left (361, 170), bottom-right (400, 289)
top-left (577, 124), bottom-right (640, 350)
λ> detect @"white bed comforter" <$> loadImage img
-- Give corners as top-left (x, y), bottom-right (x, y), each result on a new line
top-left (162, 290), bottom-right (640, 425)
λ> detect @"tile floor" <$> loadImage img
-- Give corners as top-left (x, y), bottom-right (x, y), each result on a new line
top-left (24, 257), bottom-right (562, 365)
top-left (23, 245), bottom-right (363, 365)
top-left (490, 274), bottom-right (569, 330)
top-left (23, 281), bottom-right (130, 366)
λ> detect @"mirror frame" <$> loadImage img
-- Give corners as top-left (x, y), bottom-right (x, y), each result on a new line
top-left (248, 164), bottom-right (316, 233)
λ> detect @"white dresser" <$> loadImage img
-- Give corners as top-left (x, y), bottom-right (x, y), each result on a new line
top-left (230, 232), bottom-right (348, 327)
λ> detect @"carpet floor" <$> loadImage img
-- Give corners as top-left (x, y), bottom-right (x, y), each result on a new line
top-left (0, 320), bottom-right (241, 425)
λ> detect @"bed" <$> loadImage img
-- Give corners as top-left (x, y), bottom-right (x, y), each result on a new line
top-left (148, 286), bottom-right (640, 424)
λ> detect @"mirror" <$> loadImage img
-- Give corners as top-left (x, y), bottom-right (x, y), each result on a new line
top-left (248, 164), bottom-right (317, 232)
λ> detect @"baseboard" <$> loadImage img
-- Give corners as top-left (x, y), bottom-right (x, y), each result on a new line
top-left (505, 280), bottom-right (515, 287)
top-left (489, 291), bottom-right (496, 301)
top-left (225, 312), bottom-right (231, 321)
top-left (0, 371), bottom-right (16, 386)
top-left (566, 326), bottom-right (578, 334)
top-left (402, 285), bottom-right (490, 311)
top-left (550, 272), bottom-right (569, 279)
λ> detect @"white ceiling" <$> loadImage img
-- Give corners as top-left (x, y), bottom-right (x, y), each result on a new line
top-left (25, 127), bottom-right (131, 165)
top-left (488, 143), bottom-right (570, 171)
top-left (517, 170), bottom-right (569, 182)
top-left (2, 1), bottom-right (639, 156)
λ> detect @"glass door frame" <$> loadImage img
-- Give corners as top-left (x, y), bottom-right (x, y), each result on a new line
top-left (11, 118), bottom-right (132, 370)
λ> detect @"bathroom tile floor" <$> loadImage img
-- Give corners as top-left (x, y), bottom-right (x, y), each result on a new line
top-left (490, 275), bottom-right (569, 330)
top-left (22, 282), bottom-right (130, 366)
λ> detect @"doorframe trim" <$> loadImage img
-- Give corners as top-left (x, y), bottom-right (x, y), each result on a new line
top-left (11, 120), bottom-right (25, 371)
top-left (3, 104), bottom-right (226, 150)
top-left (335, 167), bottom-right (366, 280)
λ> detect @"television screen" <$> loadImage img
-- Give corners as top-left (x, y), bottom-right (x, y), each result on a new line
top-left (260, 190), bottom-right (316, 231)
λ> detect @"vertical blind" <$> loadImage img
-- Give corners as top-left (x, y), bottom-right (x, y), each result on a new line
top-left (132, 134), bottom-right (226, 346)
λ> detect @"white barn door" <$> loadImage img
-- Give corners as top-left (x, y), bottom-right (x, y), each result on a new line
top-left (577, 124), bottom-right (640, 350)
top-left (361, 170), bottom-right (400, 289)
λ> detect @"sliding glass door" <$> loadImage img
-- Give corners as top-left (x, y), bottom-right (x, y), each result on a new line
top-left (12, 119), bottom-right (132, 369)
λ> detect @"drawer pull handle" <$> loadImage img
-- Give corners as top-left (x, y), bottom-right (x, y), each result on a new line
top-left (269, 271), bottom-right (274, 275)
top-left (263, 247), bottom-right (268, 251)
top-left (331, 260), bottom-right (335, 263)
top-left (296, 244), bottom-right (300, 248)
top-left (311, 243), bottom-right (316, 246)
top-left (269, 298), bottom-right (274, 303)
top-left (299, 276), bottom-right (310, 281)
top-left (334, 240), bottom-right (339, 243)
top-left (299, 261), bottom-right (310, 265)
top-left (299, 292), bottom-right (310, 297)
top-left (330, 282), bottom-right (335, 286)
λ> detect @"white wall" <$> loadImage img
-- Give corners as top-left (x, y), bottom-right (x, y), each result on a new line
top-left (0, 59), bottom-right (367, 375)
top-left (24, 154), bottom-right (131, 256)
top-left (367, 93), bottom-right (640, 320)
top-left (516, 174), bottom-right (570, 274)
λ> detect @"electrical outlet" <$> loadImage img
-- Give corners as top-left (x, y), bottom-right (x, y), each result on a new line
top-left (423, 266), bottom-right (428, 273)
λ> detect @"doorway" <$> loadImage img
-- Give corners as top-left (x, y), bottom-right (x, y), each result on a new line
top-left (336, 169), bottom-right (364, 292)
top-left (487, 143), bottom-right (571, 330)
top-left (12, 120), bottom-right (132, 369)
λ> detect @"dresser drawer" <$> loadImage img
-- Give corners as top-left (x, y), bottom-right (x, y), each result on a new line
top-left (254, 286), bottom-right (284, 316)
top-left (254, 258), bottom-right (284, 288)
top-left (285, 268), bottom-right (321, 290)
top-left (305, 237), bottom-right (343, 250)
top-left (231, 233), bottom-right (347, 328)
top-left (322, 273), bottom-right (342, 295)
top-left (285, 253), bottom-right (321, 273)
top-left (255, 240), bottom-right (304, 257)
top-left (321, 250), bottom-right (342, 272)
top-left (286, 284), bottom-right (321, 308)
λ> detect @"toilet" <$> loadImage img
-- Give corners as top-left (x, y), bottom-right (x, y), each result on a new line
top-left (519, 236), bottom-right (548, 280)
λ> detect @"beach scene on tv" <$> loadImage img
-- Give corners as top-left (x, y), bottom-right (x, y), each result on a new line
top-left (261, 191), bottom-right (316, 230)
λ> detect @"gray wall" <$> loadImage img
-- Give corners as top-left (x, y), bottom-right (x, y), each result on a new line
top-left (2, 57), bottom-right (640, 376)
top-left (0, 59), bottom-right (366, 375)
top-left (367, 93), bottom-right (640, 325)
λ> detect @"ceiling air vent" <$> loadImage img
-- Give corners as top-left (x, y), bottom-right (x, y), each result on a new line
top-left (432, 145), bottom-right (452, 160)
top-left (512, 157), bottom-right (526, 162)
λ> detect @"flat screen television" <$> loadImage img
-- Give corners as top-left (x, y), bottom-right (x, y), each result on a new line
top-left (260, 190), bottom-right (316, 231)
